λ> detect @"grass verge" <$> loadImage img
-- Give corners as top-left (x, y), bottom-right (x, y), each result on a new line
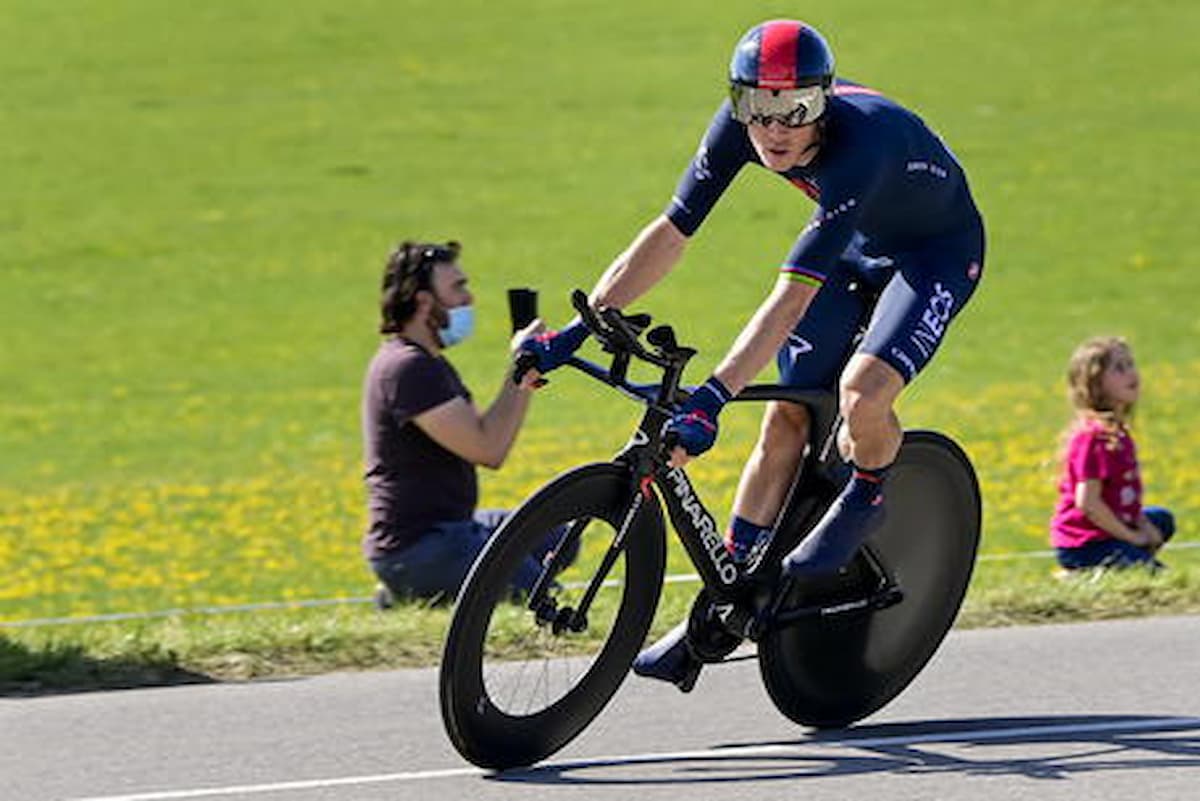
top-left (4, 558), bottom-right (1196, 695)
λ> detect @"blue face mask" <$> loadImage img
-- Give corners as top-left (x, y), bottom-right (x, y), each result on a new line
top-left (438, 304), bottom-right (474, 348)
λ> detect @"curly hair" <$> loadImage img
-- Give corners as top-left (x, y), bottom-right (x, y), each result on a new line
top-left (1065, 335), bottom-right (1135, 426)
top-left (379, 240), bottom-right (461, 334)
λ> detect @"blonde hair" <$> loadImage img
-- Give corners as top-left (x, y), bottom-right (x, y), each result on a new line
top-left (1065, 335), bottom-right (1135, 429)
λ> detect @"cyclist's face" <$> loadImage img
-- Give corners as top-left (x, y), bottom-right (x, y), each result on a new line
top-left (746, 119), bottom-right (820, 170)
top-left (1100, 346), bottom-right (1139, 408)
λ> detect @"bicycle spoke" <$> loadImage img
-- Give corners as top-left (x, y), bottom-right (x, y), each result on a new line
top-left (480, 518), bottom-right (630, 716)
top-left (441, 462), bottom-right (664, 769)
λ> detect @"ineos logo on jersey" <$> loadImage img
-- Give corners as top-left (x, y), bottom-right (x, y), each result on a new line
top-left (910, 282), bottom-right (955, 359)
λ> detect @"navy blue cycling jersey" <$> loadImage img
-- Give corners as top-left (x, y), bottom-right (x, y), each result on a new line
top-left (666, 80), bottom-right (981, 289)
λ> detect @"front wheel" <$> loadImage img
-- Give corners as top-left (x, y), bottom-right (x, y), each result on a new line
top-left (439, 463), bottom-right (667, 769)
top-left (759, 430), bottom-right (981, 728)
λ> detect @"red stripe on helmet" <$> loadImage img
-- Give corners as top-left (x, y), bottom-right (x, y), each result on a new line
top-left (758, 20), bottom-right (802, 90)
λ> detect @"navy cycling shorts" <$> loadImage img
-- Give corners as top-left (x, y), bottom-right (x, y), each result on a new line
top-left (777, 223), bottom-right (985, 389)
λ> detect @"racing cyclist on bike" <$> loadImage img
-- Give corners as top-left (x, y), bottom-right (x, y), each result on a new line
top-left (521, 19), bottom-right (986, 689)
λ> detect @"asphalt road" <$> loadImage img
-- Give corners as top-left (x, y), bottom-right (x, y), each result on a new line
top-left (5, 615), bottom-right (1199, 801)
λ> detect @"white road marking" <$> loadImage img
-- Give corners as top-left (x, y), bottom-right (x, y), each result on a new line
top-left (66, 716), bottom-right (1200, 801)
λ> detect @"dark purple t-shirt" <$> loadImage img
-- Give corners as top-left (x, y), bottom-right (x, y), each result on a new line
top-left (361, 338), bottom-right (476, 558)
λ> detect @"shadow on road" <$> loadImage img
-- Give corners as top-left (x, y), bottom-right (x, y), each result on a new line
top-left (488, 714), bottom-right (1200, 786)
top-left (0, 635), bottom-right (215, 697)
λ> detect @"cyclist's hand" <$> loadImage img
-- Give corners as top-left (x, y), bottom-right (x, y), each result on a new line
top-left (519, 318), bottom-right (588, 374)
top-left (509, 320), bottom-right (548, 390)
top-left (665, 377), bottom-right (733, 467)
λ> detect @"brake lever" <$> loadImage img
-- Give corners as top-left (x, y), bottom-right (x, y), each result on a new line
top-left (570, 289), bottom-right (654, 360)
top-left (570, 289), bottom-right (606, 337)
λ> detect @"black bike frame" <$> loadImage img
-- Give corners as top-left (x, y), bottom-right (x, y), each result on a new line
top-left (525, 292), bottom-right (900, 634)
top-left (628, 385), bottom-right (839, 604)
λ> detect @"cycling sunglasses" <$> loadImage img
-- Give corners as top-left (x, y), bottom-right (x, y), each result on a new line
top-left (730, 84), bottom-right (826, 128)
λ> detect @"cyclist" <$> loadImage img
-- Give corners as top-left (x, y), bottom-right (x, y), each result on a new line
top-left (521, 19), bottom-right (985, 688)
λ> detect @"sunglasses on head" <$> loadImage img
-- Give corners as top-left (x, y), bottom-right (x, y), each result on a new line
top-left (389, 243), bottom-right (458, 299)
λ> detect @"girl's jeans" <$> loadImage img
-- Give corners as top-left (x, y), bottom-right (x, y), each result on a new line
top-left (1056, 506), bottom-right (1176, 570)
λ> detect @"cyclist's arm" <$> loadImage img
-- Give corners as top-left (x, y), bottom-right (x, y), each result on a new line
top-left (705, 156), bottom-right (881, 394)
top-left (590, 215), bottom-right (688, 310)
top-left (1074, 480), bottom-right (1147, 546)
top-left (710, 276), bottom-right (818, 395)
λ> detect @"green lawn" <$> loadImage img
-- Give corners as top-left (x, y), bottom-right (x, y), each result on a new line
top-left (1, 1), bottom-right (1197, 675)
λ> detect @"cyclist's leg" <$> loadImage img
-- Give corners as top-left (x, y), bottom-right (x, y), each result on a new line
top-left (726, 265), bottom-right (874, 558)
top-left (725, 401), bottom-right (810, 559)
top-left (836, 354), bottom-right (905, 467)
top-left (784, 224), bottom-right (985, 578)
top-left (635, 262), bottom-right (872, 689)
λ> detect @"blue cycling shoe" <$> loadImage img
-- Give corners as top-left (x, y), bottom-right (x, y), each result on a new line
top-left (631, 622), bottom-right (702, 693)
top-left (781, 493), bottom-right (886, 579)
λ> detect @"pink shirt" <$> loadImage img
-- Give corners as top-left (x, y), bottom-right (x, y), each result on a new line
top-left (1050, 419), bottom-right (1142, 549)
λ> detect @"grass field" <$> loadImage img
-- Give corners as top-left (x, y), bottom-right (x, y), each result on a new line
top-left (2, 1), bottom-right (1198, 684)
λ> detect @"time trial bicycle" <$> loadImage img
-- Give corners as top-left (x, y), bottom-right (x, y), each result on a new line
top-left (439, 289), bottom-right (980, 770)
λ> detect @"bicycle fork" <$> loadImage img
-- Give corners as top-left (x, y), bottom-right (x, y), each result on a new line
top-left (528, 485), bottom-right (650, 635)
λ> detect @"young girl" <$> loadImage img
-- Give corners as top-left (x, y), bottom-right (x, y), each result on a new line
top-left (1050, 336), bottom-right (1176, 570)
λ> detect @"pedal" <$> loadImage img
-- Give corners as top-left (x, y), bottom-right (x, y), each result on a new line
top-left (686, 590), bottom-right (747, 663)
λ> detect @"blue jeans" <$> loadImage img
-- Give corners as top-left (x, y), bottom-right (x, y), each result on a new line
top-left (370, 509), bottom-right (570, 602)
top-left (1056, 506), bottom-right (1176, 570)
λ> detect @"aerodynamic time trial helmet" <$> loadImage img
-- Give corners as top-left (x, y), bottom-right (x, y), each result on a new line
top-left (729, 20), bottom-right (835, 128)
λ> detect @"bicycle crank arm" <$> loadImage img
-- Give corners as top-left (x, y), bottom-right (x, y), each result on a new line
top-left (771, 583), bottom-right (904, 626)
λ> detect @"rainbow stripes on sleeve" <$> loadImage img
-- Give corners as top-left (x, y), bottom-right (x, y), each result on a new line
top-left (780, 264), bottom-right (826, 288)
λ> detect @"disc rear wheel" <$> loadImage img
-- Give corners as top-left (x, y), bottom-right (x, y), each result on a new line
top-left (759, 431), bottom-right (981, 728)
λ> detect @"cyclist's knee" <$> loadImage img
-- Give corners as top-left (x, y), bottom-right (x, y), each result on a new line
top-left (839, 384), bottom-right (892, 428)
top-left (838, 358), bottom-right (902, 428)
top-left (759, 402), bottom-right (810, 451)
top-left (768, 400), bottom-right (810, 433)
